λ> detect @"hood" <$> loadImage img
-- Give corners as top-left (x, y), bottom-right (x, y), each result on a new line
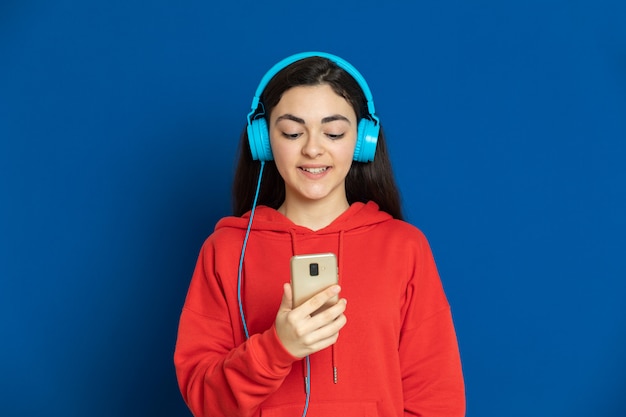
top-left (215, 201), bottom-right (392, 236)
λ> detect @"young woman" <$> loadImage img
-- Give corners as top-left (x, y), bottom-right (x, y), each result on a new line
top-left (174, 52), bottom-right (465, 417)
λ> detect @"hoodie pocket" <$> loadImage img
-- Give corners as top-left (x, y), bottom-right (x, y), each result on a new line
top-left (261, 400), bottom-right (379, 417)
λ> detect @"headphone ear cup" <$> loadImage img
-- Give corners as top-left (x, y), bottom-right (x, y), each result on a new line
top-left (354, 118), bottom-right (379, 162)
top-left (247, 118), bottom-right (273, 161)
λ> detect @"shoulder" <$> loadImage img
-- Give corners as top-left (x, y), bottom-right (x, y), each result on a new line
top-left (379, 217), bottom-right (430, 243)
top-left (352, 201), bottom-right (431, 247)
top-left (196, 216), bottom-right (247, 254)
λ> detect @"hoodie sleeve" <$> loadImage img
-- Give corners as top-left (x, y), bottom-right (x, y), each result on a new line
top-left (399, 231), bottom-right (466, 417)
top-left (174, 239), bottom-right (298, 417)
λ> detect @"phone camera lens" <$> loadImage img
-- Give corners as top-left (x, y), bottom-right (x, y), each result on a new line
top-left (309, 263), bottom-right (319, 276)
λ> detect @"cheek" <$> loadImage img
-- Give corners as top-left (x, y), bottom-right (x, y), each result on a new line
top-left (339, 136), bottom-right (357, 162)
top-left (269, 138), bottom-right (294, 173)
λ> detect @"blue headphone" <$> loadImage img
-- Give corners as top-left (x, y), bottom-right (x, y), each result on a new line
top-left (246, 52), bottom-right (380, 163)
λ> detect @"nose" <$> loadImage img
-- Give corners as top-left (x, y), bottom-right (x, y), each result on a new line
top-left (301, 131), bottom-right (324, 158)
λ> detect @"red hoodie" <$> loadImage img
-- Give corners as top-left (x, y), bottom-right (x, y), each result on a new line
top-left (174, 201), bottom-right (465, 417)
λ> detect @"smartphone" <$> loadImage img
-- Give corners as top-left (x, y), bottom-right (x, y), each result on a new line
top-left (290, 253), bottom-right (339, 315)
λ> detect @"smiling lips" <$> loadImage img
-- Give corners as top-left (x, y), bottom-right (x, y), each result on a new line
top-left (300, 166), bottom-right (329, 174)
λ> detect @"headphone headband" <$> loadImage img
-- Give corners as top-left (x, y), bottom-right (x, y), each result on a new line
top-left (249, 52), bottom-right (376, 116)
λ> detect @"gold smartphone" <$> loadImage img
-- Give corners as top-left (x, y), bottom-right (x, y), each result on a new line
top-left (290, 253), bottom-right (339, 315)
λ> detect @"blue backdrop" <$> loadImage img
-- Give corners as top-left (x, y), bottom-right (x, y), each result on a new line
top-left (1, 1), bottom-right (625, 416)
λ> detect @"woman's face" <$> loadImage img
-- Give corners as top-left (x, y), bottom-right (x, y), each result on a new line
top-left (269, 84), bottom-right (357, 208)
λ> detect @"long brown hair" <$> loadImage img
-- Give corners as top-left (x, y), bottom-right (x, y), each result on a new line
top-left (232, 56), bottom-right (404, 220)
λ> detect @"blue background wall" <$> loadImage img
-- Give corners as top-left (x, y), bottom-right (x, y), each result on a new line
top-left (1, 1), bottom-right (625, 416)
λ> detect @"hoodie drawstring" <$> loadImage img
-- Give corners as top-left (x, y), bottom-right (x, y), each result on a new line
top-left (290, 228), bottom-right (344, 386)
top-left (331, 229), bottom-right (345, 384)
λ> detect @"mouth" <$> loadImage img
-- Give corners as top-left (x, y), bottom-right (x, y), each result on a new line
top-left (300, 166), bottom-right (329, 174)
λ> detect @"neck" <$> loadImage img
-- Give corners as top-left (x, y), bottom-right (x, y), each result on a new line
top-left (278, 197), bottom-right (349, 231)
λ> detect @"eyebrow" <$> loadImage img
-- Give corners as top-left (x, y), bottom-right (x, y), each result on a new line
top-left (322, 114), bottom-right (351, 124)
top-left (275, 114), bottom-right (352, 125)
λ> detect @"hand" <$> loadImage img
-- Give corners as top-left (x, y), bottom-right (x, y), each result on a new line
top-left (275, 283), bottom-right (347, 358)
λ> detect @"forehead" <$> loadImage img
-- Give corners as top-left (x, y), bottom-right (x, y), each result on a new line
top-left (271, 84), bottom-right (356, 119)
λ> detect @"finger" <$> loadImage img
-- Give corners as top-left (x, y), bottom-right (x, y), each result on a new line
top-left (314, 297), bottom-right (347, 322)
top-left (299, 285), bottom-right (341, 317)
top-left (307, 298), bottom-right (347, 331)
top-left (302, 312), bottom-right (348, 352)
top-left (299, 298), bottom-right (347, 342)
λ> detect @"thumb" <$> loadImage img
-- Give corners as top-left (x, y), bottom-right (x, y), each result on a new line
top-left (279, 282), bottom-right (293, 311)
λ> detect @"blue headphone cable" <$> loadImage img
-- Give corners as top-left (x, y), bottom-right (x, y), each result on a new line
top-left (237, 161), bottom-right (265, 339)
top-left (302, 355), bottom-right (311, 417)
top-left (236, 160), bottom-right (312, 417)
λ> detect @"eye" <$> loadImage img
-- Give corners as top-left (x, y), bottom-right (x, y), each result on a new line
top-left (281, 132), bottom-right (302, 139)
top-left (325, 132), bottom-right (345, 140)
